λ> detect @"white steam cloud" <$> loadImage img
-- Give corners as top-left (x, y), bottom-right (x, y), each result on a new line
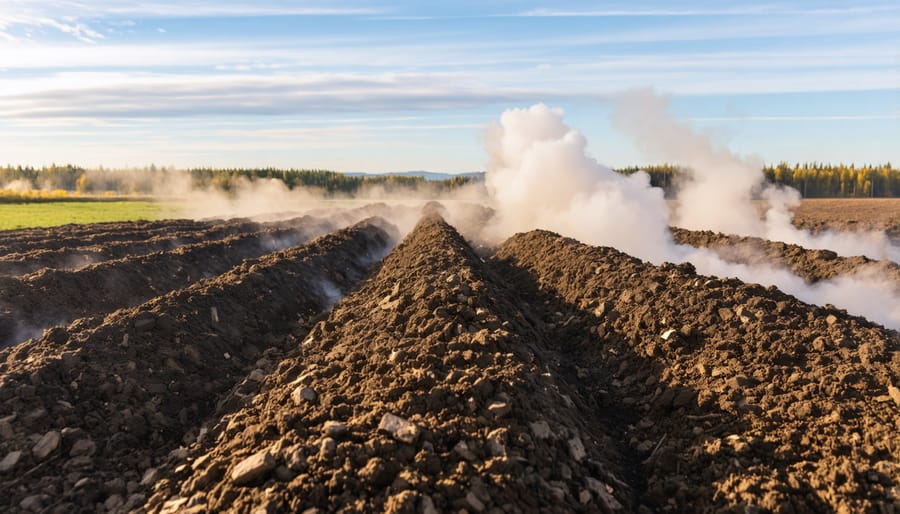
top-left (611, 89), bottom-right (900, 262)
top-left (483, 98), bottom-right (900, 329)
top-left (484, 104), bottom-right (672, 260)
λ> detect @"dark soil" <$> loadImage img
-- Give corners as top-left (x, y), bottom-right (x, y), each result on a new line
top-left (0, 216), bottom-right (338, 348)
top-left (0, 218), bottom-right (394, 513)
top-left (671, 227), bottom-right (900, 287)
top-left (0, 217), bottom-right (322, 277)
top-left (0, 219), bottom-right (215, 256)
top-left (0, 208), bottom-right (897, 514)
top-left (141, 214), bottom-right (637, 514)
top-left (791, 199), bottom-right (900, 241)
top-left (494, 229), bottom-right (900, 513)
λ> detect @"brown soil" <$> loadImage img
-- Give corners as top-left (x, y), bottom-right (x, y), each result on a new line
top-left (0, 208), bottom-right (897, 514)
top-left (0, 217), bottom-right (324, 277)
top-left (0, 216), bottom-right (338, 348)
top-left (141, 214), bottom-right (636, 514)
top-left (494, 229), bottom-right (899, 513)
top-left (792, 199), bottom-right (900, 240)
top-left (671, 227), bottom-right (900, 287)
top-left (0, 219), bottom-right (394, 513)
top-left (0, 219), bottom-right (215, 256)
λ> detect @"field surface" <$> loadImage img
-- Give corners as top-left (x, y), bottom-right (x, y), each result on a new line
top-left (792, 198), bottom-right (900, 238)
top-left (0, 201), bottom-right (896, 514)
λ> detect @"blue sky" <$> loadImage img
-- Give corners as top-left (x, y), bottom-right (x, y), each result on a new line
top-left (1, 1), bottom-right (897, 172)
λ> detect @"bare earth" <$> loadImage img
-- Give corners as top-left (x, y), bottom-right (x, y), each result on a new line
top-left (793, 198), bottom-right (900, 238)
top-left (0, 203), bottom-right (896, 514)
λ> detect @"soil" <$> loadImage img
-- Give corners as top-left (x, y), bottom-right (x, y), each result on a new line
top-left (0, 216), bottom-right (338, 348)
top-left (671, 227), bottom-right (900, 287)
top-left (140, 214), bottom-right (637, 514)
top-left (0, 219), bottom-right (394, 513)
top-left (493, 229), bottom-right (899, 513)
top-left (0, 205), bottom-right (897, 514)
top-left (791, 199), bottom-right (900, 240)
top-left (0, 219), bottom-right (215, 256)
top-left (0, 217), bottom-right (324, 277)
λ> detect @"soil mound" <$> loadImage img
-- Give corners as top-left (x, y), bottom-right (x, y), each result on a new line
top-left (0, 219), bottom-right (394, 513)
top-left (0, 219), bottom-right (214, 256)
top-left (0, 216), bottom-right (337, 348)
top-left (141, 215), bottom-right (635, 514)
top-left (0, 209), bottom-right (898, 514)
top-left (672, 227), bottom-right (900, 286)
top-left (0, 217), bottom-right (327, 277)
top-left (495, 229), bottom-right (900, 513)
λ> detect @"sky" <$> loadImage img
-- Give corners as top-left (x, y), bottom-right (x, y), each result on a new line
top-left (0, 1), bottom-right (898, 172)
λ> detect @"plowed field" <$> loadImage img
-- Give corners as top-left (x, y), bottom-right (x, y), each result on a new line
top-left (0, 202), bottom-right (897, 514)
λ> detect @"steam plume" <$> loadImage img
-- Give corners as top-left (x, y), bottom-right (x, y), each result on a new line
top-left (483, 100), bottom-right (900, 329)
top-left (611, 89), bottom-right (900, 262)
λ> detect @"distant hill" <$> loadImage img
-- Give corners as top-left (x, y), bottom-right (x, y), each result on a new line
top-left (346, 171), bottom-right (485, 182)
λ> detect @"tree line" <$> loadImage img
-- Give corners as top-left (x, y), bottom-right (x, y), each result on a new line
top-left (0, 165), bottom-right (476, 196)
top-left (618, 163), bottom-right (899, 198)
top-left (1, 163), bottom-right (898, 198)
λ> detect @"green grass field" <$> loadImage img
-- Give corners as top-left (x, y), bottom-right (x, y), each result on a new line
top-left (0, 200), bottom-right (184, 230)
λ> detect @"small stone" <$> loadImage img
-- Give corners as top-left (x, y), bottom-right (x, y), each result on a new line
top-left (579, 489), bottom-right (592, 504)
top-left (593, 301), bottom-right (612, 318)
top-left (585, 478), bottom-right (623, 511)
top-left (465, 491), bottom-right (486, 512)
top-left (486, 429), bottom-right (507, 457)
top-left (248, 369), bottom-right (266, 382)
top-left (19, 495), bottom-right (43, 512)
top-left (420, 495), bottom-right (438, 514)
top-left (0, 450), bottom-right (22, 473)
top-left (104, 494), bottom-right (124, 511)
top-left (825, 314), bottom-right (838, 326)
top-left (231, 450), bottom-right (275, 486)
top-left (32, 430), bottom-right (61, 461)
top-left (0, 419), bottom-right (13, 439)
top-left (888, 386), bottom-right (900, 407)
top-left (568, 436), bottom-right (587, 461)
top-left (133, 313), bottom-right (156, 331)
top-left (660, 329), bottom-right (677, 341)
top-left (453, 441), bottom-right (477, 461)
top-left (735, 306), bottom-right (756, 323)
top-left (319, 437), bottom-right (336, 457)
top-left (322, 421), bottom-right (347, 438)
top-left (486, 401), bottom-right (510, 418)
top-left (378, 413), bottom-right (421, 444)
top-left (69, 439), bottom-right (96, 457)
top-left (140, 467), bottom-right (159, 486)
top-left (529, 421), bottom-right (551, 439)
top-left (291, 386), bottom-right (317, 405)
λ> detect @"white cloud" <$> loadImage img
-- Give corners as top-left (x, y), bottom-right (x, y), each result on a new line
top-left (0, 1), bottom-right (378, 41)
top-left (0, 72), bottom-right (531, 119)
top-left (516, 5), bottom-right (900, 17)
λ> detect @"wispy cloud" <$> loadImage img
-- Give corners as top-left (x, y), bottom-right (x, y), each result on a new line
top-left (0, 72), bottom-right (532, 119)
top-left (0, 1), bottom-right (378, 41)
top-left (515, 4), bottom-right (900, 17)
top-left (691, 114), bottom-right (900, 122)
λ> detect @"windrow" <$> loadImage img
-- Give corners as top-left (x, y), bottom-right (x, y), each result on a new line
top-left (0, 217), bottom-right (296, 277)
top-left (141, 215), bottom-right (635, 514)
top-left (0, 216), bottom-right (337, 348)
top-left (0, 218), bottom-right (394, 513)
top-left (672, 226), bottom-right (900, 287)
top-left (494, 229), bottom-right (900, 513)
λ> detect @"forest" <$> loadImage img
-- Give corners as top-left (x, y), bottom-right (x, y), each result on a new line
top-left (0, 162), bottom-right (897, 198)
